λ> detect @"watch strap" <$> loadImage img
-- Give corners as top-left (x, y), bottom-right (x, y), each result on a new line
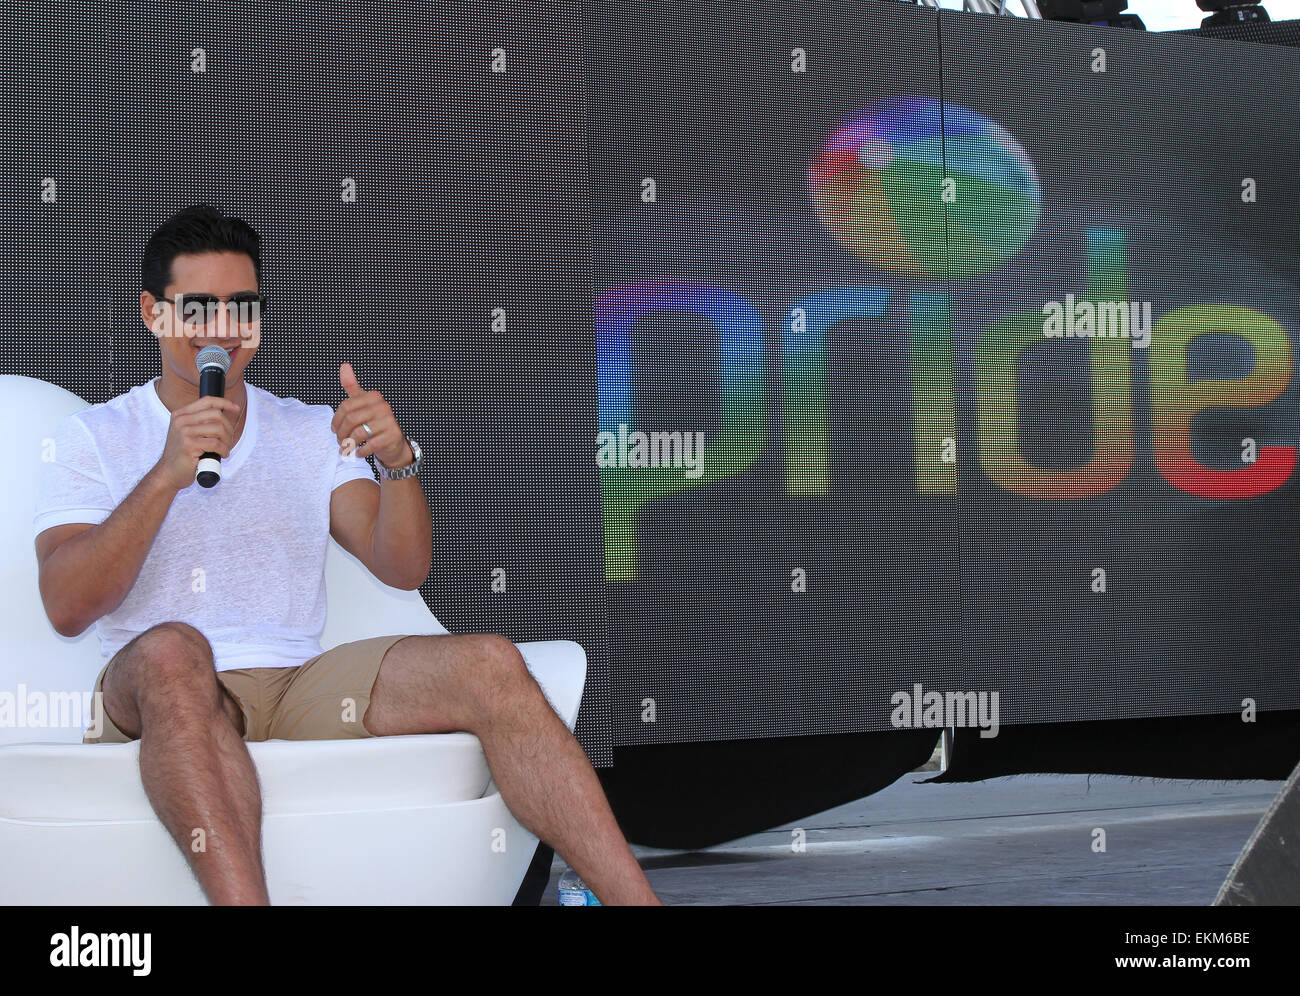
top-left (375, 437), bottom-right (422, 481)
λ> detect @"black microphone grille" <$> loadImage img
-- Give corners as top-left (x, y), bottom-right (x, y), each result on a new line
top-left (196, 346), bottom-right (232, 374)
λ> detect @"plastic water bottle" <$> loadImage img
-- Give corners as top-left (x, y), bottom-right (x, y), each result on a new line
top-left (558, 865), bottom-right (601, 905)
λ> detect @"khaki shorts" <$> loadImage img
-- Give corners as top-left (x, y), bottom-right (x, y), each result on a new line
top-left (83, 634), bottom-right (410, 744)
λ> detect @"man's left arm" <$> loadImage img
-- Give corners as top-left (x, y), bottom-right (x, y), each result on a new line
top-left (328, 361), bottom-right (432, 591)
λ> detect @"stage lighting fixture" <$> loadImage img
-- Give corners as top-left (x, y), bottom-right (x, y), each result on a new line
top-left (1035, 0), bottom-right (1146, 28)
top-left (1196, 0), bottom-right (1272, 28)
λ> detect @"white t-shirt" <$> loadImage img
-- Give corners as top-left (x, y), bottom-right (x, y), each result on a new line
top-left (33, 377), bottom-right (377, 672)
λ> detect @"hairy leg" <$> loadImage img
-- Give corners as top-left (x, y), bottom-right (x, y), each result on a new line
top-left (100, 622), bottom-right (268, 905)
top-left (363, 634), bottom-right (660, 905)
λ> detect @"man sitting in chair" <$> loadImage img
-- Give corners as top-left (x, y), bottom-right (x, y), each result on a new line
top-left (33, 203), bottom-right (660, 906)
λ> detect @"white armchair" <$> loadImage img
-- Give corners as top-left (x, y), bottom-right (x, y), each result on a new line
top-left (0, 374), bottom-right (587, 905)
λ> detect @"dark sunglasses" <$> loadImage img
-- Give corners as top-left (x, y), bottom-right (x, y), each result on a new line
top-left (156, 292), bottom-right (267, 326)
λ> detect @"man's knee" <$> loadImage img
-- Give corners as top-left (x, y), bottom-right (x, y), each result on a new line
top-left (112, 622), bottom-right (218, 703)
top-left (124, 620), bottom-right (209, 655)
top-left (454, 634), bottom-right (536, 710)
top-left (400, 633), bottom-right (526, 700)
top-left (467, 634), bottom-right (527, 677)
top-left (380, 633), bottom-right (530, 715)
top-left (140, 621), bottom-right (210, 657)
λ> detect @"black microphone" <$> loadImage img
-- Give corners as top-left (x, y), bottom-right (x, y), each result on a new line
top-left (195, 345), bottom-right (231, 488)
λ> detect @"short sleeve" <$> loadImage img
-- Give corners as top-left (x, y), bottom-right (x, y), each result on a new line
top-left (319, 406), bottom-right (377, 491)
top-left (33, 414), bottom-right (114, 539)
top-left (334, 448), bottom-right (378, 490)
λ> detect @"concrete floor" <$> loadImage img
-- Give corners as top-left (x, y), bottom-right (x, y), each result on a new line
top-left (544, 772), bottom-right (1282, 905)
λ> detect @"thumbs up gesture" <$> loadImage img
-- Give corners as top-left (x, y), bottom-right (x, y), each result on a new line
top-left (330, 362), bottom-right (411, 467)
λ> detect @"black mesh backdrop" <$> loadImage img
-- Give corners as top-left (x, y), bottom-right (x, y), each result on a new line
top-left (6, 0), bottom-right (613, 764)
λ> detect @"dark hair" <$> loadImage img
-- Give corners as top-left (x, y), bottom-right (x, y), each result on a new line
top-left (141, 203), bottom-right (262, 298)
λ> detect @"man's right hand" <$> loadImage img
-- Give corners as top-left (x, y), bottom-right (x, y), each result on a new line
top-left (36, 396), bottom-right (239, 637)
top-left (154, 396), bottom-right (242, 491)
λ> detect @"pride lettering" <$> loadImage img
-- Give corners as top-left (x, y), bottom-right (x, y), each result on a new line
top-left (595, 227), bottom-right (1295, 580)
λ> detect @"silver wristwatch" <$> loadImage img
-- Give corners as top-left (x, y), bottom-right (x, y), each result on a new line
top-left (375, 437), bottom-right (422, 481)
